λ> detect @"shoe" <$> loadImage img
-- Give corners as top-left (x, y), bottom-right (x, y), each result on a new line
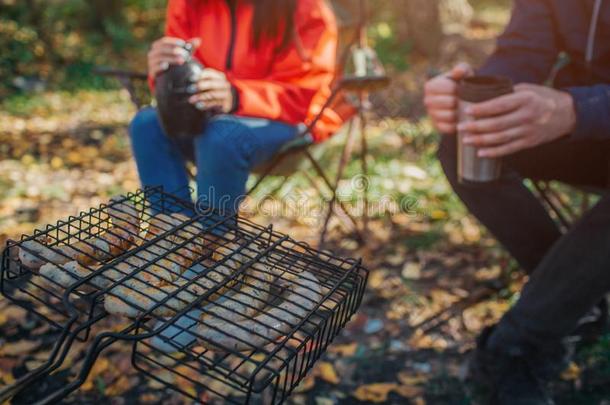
top-left (468, 327), bottom-right (556, 405)
top-left (570, 298), bottom-right (609, 345)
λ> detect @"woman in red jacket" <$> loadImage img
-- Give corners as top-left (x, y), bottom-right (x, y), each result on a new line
top-left (130, 0), bottom-right (349, 215)
top-left (134, 0), bottom-right (349, 352)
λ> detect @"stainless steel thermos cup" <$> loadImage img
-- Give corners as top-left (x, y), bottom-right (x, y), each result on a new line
top-left (457, 76), bottom-right (513, 183)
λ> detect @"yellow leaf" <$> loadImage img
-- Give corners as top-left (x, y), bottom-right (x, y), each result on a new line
top-left (560, 362), bottom-right (581, 381)
top-left (91, 357), bottom-right (110, 375)
top-left (106, 375), bottom-right (131, 396)
top-left (430, 209), bottom-right (447, 220)
top-left (0, 371), bottom-right (15, 385)
top-left (368, 270), bottom-right (387, 289)
top-left (66, 150), bottom-right (84, 165)
top-left (397, 372), bottom-right (429, 386)
top-left (294, 374), bottom-right (315, 393)
top-left (394, 384), bottom-right (424, 399)
top-left (328, 342), bottom-right (358, 357)
top-left (82, 357), bottom-right (111, 391)
top-left (183, 385), bottom-right (197, 399)
top-left (21, 154), bottom-right (35, 166)
top-left (353, 383), bottom-right (397, 403)
top-left (317, 362), bottom-right (339, 385)
top-left (50, 156), bottom-right (63, 169)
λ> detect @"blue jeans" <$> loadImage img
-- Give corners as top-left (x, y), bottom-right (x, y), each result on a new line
top-left (129, 108), bottom-right (299, 214)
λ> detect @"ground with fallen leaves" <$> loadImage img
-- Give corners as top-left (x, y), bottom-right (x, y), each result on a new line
top-left (1, 84), bottom-right (609, 405)
top-left (2, 11), bottom-right (610, 404)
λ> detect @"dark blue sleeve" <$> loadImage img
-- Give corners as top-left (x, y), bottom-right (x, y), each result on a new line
top-left (478, 0), bottom-right (559, 84)
top-left (566, 85), bottom-right (610, 141)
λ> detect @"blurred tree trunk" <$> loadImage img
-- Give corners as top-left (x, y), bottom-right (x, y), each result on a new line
top-left (398, 0), bottom-right (473, 61)
top-left (88, 0), bottom-right (123, 34)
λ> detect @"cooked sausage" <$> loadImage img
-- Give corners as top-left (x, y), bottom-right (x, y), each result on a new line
top-left (19, 199), bottom-right (139, 271)
top-left (199, 260), bottom-right (275, 326)
top-left (104, 260), bottom-right (236, 317)
top-left (104, 279), bottom-right (208, 318)
top-left (19, 237), bottom-right (67, 270)
top-left (36, 210), bottom-right (202, 293)
top-left (197, 271), bottom-right (322, 352)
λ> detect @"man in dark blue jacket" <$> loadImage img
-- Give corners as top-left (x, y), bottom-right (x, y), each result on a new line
top-left (424, 0), bottom-right (609, 403)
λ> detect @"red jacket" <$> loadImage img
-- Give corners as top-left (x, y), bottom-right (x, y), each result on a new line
top-left (155, 0), bottom-right (354, 142)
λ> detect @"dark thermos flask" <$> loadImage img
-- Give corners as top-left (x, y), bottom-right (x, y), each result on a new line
top-left (155, 43), bottom-right (211, 156)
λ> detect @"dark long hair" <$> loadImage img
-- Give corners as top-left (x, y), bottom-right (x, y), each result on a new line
top-left (251, 0), bottom-right (297, 52)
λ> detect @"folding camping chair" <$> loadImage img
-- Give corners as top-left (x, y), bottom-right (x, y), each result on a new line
top-left (96, 0), bottom-right (390, 247)
top-left (532, 182), bottom-right (609, 233)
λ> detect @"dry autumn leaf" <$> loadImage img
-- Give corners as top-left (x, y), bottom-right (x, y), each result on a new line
top-left (353, 383), bottom-right (398, 403)
top-left (394, 384), bottom-right (424, 399)
top-left (560, 362), bottom-right (581, 381)
top-left (81, 357), bottom-right (111, 391)
top-left (316, 362), bottom-right (340, 385)
top-left (0, 340), bottom-right (40, 357)
top-left (396, 371), bottom-right (429, 386)
top-left (294, 374), bottom-right (316, 393)
top-left (328, 342), bottom-right (358, 357)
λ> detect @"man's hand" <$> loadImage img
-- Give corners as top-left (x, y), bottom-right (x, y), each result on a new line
top-left (188, 68), bottom-right (235, 114)
top-left (148, 37), bottom-right (200, 78)
top-left (424, 63), bottom-right (474, 134)
top-left (458, 84), bottom-right (577, 158)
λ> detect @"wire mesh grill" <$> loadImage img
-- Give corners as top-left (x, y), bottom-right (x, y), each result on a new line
top-left (0, 187), bottom-right (368, 404)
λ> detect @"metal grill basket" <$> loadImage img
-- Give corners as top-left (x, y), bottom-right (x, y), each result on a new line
top-left (0, 187), bottom-right (368, 404)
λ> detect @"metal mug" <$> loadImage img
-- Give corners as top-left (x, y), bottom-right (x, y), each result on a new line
top-left (457, 76), bottom-right (513, 183)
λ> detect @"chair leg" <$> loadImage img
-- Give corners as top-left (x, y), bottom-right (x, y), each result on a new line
top-left (304, 150), bottom-right (363, 245)
top-left (247, 153), bottom-right (290, 196)
top-left (533, 181), bottom-right (573, 232)
top-left (266, 176), bottom-right (290, 200)
top-left (319, 118), bottom-right (358, 246)
top-left (358, 92), bottom-right (370, 237)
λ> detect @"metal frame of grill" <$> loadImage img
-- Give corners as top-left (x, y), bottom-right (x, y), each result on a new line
top-left (0, 187), bottom-right (368, 404)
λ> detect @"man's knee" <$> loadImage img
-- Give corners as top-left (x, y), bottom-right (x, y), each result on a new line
top-left (437, 134), bottom-right (460, 185)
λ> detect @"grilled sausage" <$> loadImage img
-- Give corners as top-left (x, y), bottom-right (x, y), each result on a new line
top-left (104, 260), bottom-right (235, 317)
top-left (19, 198), bottom-right (139, 271)
top-left (36, 210), bottom-right (203, 293)
top-left (198, 260), bottom-right (275, 327)
top-left (197, 271), bottom-right (322, 352)
top-left (102, 237), bottom-right (271, 318)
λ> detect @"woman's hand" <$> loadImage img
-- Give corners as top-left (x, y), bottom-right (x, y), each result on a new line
top-left (148, 37), bottom-right (200, 78)
top-left (188, 68), bottom-right (235, 114)
top-left (458, 84), bottom-right (577, 157)
top-left (424, 63), bottom-right (474, 134)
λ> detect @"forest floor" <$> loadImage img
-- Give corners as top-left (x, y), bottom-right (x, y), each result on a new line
top-left (1, 83), bottom-right (609, 405)
top-left (1, 10), bottom-right (609, 404)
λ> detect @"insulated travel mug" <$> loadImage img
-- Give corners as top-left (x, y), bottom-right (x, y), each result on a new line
top-left (457, 76), bottom-right (513, 183)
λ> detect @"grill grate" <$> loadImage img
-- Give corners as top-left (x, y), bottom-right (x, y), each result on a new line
top-left (0, 187), bottom-right (368, 404)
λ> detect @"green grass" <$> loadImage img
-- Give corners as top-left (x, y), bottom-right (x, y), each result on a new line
top-left (1, 93), bottom-right (53, 116)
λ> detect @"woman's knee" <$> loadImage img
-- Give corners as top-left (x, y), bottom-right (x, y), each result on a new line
top-left (197, 116), bottom-right (254, 168)
top-left (129, 108), bottom-right (163, 143)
